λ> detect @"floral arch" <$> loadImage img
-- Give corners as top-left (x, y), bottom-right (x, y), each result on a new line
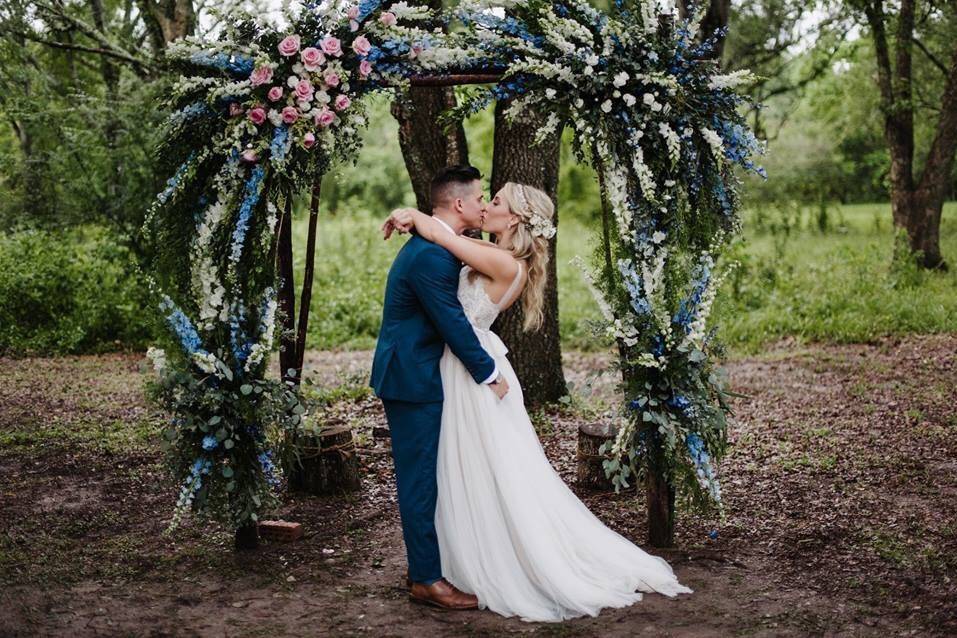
top-left (143, 0), bottom-right (764, 543)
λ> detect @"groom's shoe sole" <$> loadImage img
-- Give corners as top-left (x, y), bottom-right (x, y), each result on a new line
top-left (408, 593), bottom-right (478, 611)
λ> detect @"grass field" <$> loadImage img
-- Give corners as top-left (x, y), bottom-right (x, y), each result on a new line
top-left (292, 200), bottom-right (957, 355)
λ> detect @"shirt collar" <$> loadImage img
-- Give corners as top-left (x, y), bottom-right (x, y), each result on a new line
top-left (432, 216), bottom-right (456, 236)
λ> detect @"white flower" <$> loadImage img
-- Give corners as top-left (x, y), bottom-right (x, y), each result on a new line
top-left (574, 98), bottom-right (584, 108)
top-left (267, 109), bottom-right (283, 127)
top-left (545, 88), bottom-right (556, 99)
top-left (643, 92), bottom-right (656, 107)
top-left (613, 71), bottom-right (629, 87)
top-left (584, 65), bottom-right (594, 76)
top-left (652, 230), bottom-right (666, 244)
top-left (700, 127), bottom-right (725, 161)
top-left (585, 53), bottom-right (599, 66)
top-left (601, 100), bottom-right (612, 113)
top-left (146, 347), bottom-right (167, 374)
top-left (286, 75), bottom-right (299, 88)
top-left (623, 94), bottom-right (636, 107)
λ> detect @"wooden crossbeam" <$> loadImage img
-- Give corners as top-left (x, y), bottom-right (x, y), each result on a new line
top-left (408, 73), bottom-right (504, 87)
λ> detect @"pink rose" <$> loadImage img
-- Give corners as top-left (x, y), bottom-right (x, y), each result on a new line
top-left (294, 79), bottom-right (314, 101)
top-left (280, 106), bottom-right (299, 124)
top-left (334, 94), bottom-right (351, 111)
top-left (267, 86), bottom-right (283, 102)
top-left (278, 34), bottom-right (301, 57)
top-left (359, 59), bottom-right (373, 78)
top-left (379, 12), bottom-right (397, 27)
top-left (300, 47), bottom-right (325, 71)
top-left (228, 102), bottom-right (244, 117)
top-left (302, 132), bottom-right (316, 149)
top-left (352, 35), bottom-right (371, 57)
top-left (346, 5), bottom-right (359, 19)
top-left (349, 19), bottom-right (359, 32)
top-left (320, 36), bottom-right (342, 57)
top-left (249, 65), bottom-right (273, 86)
top-left (314, 107), bottom-right (336, 128)
top-left (323, 71), bottom-right (340, 87)
top-left (247, 107), bottom-right (266, 125)
top-left (241, 148), bottom-right (259, 163)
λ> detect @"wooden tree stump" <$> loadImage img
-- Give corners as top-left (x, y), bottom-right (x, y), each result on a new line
top-left (287, 425), bottom-right (361, 495)
top-left (577, 422), bottom-right (621, 491)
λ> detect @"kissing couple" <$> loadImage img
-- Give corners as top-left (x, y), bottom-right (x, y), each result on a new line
top-left (369, 165), bottom-right (691, 622)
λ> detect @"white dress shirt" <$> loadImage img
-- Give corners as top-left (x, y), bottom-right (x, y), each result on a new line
top-left (431, 215), bottom-right (499, 385)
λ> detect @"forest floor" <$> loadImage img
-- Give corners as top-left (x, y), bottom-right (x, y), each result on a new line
top-left (1, 334), bottom-right (956, 637)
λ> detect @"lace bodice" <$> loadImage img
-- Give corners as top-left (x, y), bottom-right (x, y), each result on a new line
top-left (457, 262), bottom-right (524, 331)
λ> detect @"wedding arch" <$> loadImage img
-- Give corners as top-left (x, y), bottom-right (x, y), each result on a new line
top-left (143, 0), bottom-right (764, 547)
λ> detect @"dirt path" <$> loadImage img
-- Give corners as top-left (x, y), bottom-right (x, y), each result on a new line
top-left (1, 335), bottom-right (955, 637)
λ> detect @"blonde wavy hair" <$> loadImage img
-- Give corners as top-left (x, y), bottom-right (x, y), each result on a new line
top-left (498, 181), bottom-right (555, 332)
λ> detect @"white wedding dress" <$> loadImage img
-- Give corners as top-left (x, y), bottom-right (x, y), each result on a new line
top-left (434, 263), bottom-right (692, 623)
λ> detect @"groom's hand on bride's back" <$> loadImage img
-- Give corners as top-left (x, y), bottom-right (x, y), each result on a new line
top-left (489, 374), bottom-right (509, 400)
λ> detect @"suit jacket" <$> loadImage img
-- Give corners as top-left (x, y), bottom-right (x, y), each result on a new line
top-left (370, 233), bottom-right (496, 403)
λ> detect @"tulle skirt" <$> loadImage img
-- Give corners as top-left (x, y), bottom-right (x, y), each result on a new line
top-left (434, 328), bottom-right (693, 623)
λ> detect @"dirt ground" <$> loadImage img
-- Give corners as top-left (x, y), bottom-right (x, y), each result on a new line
top-left (1, 335), bottom-right (955, 637)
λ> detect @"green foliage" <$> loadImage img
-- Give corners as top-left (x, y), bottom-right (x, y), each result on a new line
top-left (0, 226), bottom-right (155, 355)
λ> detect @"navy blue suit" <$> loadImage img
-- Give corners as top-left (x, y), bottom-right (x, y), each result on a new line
top-left (370, 233), bottom-right (495, 584)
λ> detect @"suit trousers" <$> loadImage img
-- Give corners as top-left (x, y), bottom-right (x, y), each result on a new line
top-left (381, 398), bottom-right (443, 585)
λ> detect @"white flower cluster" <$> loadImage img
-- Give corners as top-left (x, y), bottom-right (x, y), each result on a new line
top-left (146, 347), bottom-right (168, 374)
top-left (707, 69), bottom-right (756, 91)
top-left (244, 292), bottom-right (278, 373)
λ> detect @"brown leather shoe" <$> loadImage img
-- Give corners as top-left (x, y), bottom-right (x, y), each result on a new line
top-left (409, 578), bottom-right (478, 610)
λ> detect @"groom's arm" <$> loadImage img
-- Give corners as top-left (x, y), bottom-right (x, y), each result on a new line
top-left (409, 246), bottom-right (498, 386)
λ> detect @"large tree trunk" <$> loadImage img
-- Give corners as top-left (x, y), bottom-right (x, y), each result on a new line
top-left (136, 0), bottom-right (195, 51)
top-left (677, 0), bottom-right (731, 60)
top-left (391, 87), bottom-right (469, 211)
top-left (864, 0), bottom-right (954, 270)
top-left (390, 0), bottom-right (469, 212)
top-left (489, 100), bottom-right (567, 406)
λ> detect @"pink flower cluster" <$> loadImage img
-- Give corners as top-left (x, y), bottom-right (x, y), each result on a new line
top-left (241, 7), bottom-right (388, 156)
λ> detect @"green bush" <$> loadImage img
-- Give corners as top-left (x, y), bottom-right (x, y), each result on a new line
top-left (0, 226), bottom-right (156, 355)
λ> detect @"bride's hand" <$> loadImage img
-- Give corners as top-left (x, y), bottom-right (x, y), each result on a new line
top-left (382, 208), bottom-right (416, 240)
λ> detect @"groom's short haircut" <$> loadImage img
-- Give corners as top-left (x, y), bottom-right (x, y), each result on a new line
top-left (430, 165), bottom-right (482, 211)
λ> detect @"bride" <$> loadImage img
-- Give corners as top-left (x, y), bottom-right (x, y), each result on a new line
top-left (383, 182), bottom-right (692, 623)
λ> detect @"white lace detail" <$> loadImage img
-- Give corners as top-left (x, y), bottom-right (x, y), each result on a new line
top-left (457, 262), bottom-right (524, 331)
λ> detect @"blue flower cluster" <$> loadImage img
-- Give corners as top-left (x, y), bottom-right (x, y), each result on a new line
top-left (156, 154), bottom-right (195, 205)
top-left (357, 0), bottom-right (382, 22)
top-left (672, 258), bottom-right (711, 335)
top-left (229, 165), bottom-right (266, 264)
top-left (686, 432), bottom-right (720, 501)
top-left (258, 450), bottom-right (281, 487)
top-left (269, 125), bottom-right (290, 166)
top-left (202, 434), bottom-right (219, 451)
top-left (168, 102), bottom-right (209, 128)
top-left (159, 296), bottom-right (207, 358)
top-left (189, 52), bottom-right (254, 77)
top-left (713, 117), bottom-right (766, 178)
top-left (618, 259), bottom-right (652, 316)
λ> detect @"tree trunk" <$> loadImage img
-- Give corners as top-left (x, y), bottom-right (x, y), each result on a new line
top-left (390, 0), bottom-right (469, 212)
top-left (136, 0), bottom-right (195, 52)
top-left (276, 195), bottom-right (298, 384)
top-left (646, 441), bottom-right (676, 548)
top-left (677, 0), bottom-right (731, 60)
top-left (489, 100), bottom-right (568, 406)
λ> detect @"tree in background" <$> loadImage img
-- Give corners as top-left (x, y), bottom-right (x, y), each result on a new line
top-left (489, 103), bottom-right (567, 405)
top-left (851, 0), bottom-right (957, 269)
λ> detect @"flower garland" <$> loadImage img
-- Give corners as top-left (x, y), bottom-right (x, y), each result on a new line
top-left (144, 0), bottom-right (762, 533)
top-left (143, 0), bottom-right (482, 533)
top-left (452, 0), bottom-right (764, 511)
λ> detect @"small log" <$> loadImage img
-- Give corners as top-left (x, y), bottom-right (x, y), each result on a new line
top-left (577, 422), bottom-right (620, 491)
top-left (287, 425), bottom-right (361, 495)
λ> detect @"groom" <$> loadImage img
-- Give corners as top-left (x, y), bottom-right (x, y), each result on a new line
top-left (370, 165), bottom-right (510, 610)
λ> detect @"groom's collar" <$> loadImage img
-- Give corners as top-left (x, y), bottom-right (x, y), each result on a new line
top-left (432, 216), bottom-right (457, 236)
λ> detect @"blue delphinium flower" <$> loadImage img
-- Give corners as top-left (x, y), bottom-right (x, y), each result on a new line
top-left (159, 296), bottom-right (205, 356)
top-left (258, 450), bottom-right (281, 487)
top-left (229, 165), bottom-right (266, 263)
top-left (189, 52), bottom-right (254, 77)
top-left (269, 126), bottom-right (290, 166)
top-left (156, 153), bottom-right (195, 205)
top-left (202, 435), bottom-right (218, 451)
